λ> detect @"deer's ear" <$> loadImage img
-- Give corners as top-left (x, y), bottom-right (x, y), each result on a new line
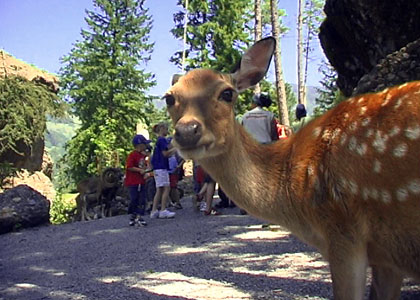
top-left (232, 37), bottom-right (275, 92)
top-left (171, 74), bottom-right (182, 85)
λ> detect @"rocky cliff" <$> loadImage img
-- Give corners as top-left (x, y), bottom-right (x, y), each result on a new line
top-left (319, 0), bottom-right (420, 96)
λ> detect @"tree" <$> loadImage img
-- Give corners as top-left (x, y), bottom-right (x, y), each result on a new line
top-left (297, 0), bottom-right (325, 107)
top-left (171, 0), bottom-right (255, 114)
top-left (253, 0), bottom-right (262, 95)
top-left (270, 0), bottom-right (290, 126)
top-left (313, 60), bottom-right (344, 116)
top-left (59, 0), bottom-right (156, 184)
top-left (171, 0), bottom-right (253, 72)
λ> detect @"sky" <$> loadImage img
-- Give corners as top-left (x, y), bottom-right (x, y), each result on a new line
top-left (0, 0), bottom-right (326, 97)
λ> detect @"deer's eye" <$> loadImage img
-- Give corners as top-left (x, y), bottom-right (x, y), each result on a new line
top-left (219, 89), bottom-right (234, 102)
top-left (163, 94), bottom-right (175, 106)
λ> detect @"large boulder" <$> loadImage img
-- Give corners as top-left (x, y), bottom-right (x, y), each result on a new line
top-left (0, 185), bottom-right (50, 234)
top-left (319, 0), bottom-right (420, 96)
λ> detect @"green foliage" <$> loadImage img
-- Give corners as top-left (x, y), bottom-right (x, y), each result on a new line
top-left (59, 0), bottom-right (157, 184)
top-left (313, 61), bottom-right (345, 116)
top-left (50, 193), bottom-right (77, 224)
top-left (0, 76), bottom-right (66, 159)
top-left (171, 0), bottom-right (254, 72)
top-left (0, 76), bottom-right (66, 185)
top-left (0, 162), bottom-right (19, 189)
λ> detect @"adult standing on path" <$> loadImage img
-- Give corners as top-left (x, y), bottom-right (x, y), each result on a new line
top-left (242, 93), bottom-right (278, 144)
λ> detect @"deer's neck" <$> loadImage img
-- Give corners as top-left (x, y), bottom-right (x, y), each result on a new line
top-left (199, 123), bottom-right (295, 225)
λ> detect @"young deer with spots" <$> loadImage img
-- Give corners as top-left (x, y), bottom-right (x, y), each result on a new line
top-left (164, 37), bottom-right (420, 299)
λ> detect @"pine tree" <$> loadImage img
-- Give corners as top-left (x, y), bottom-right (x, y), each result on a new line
top-left (171, 0), bottom-right (253, 72)
top-left (313, 61), bottom-right (344, 116)
top-left (59, 0), bottom-right (156, 183)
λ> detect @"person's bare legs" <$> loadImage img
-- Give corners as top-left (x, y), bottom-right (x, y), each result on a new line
top-left (161, 186), bottom-right (171, 210)
top-left (152, 187), bottom-right (163, 212)
top-left (205, 181), bottom-right (216, 213)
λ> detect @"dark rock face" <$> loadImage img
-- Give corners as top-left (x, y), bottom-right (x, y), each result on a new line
top-left (0, 185), bottom-right (50, 234)
top-left (319, 0), bottom-right (420, 96)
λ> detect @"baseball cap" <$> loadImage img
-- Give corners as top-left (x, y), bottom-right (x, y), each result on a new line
top-left (132, 134), bottom-right (151, 146)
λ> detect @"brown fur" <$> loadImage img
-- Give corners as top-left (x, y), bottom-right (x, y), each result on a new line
top-left (165, 38), bottom-right (420, 299)
top-left (75, 167), bottom-right (123, 221)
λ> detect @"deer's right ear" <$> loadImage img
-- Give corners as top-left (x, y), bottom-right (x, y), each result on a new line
top-left (232, 37), bottom-right (275, 92)
top-left (171, 74), bottom-right (182, 85)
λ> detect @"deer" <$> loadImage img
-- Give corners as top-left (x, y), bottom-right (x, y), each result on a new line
top-left (163, 37), bottom-right (420, 299)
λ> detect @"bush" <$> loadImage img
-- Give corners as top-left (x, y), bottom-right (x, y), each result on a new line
top-left (50, 193), bottom-right (77, 224)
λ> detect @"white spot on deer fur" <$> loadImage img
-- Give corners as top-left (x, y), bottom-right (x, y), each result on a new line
top-left (366, 128), bottom-right (374, 138)
top-left (380, 190), bottom-right (392, 203)
top-left (331, 128), bottom-right (342, 140)
top-left (370, 188), bottom-right (379, 200)
top-left (356, 143), bottom-right (367, 156)
top-left (396, 187), bottom-right (409, 201)
top-left (360, 106), bottom-right (367, 116)
top-left (362, 188), bottom-right (369, 200)
top-left (340, 132), bottom-right (348, 145)
top-left (372, 131), bottom-right (389, 153)
top-left (361, 117), bottom-right (371, 127)
top-left (357, 97), bottom-right (365, 104)
top-left (398, 83), bottom-right (409, 89)
top-left (313, 127), bottom-right (322, 138)
top-left (404, 125), bottom-right (420, 140)
top-left (307, 164), bottom-right (315, 176)
top-left (389, 126), bottom-right (401, 137)
top-left (408, 179), bottom-right (420, 194)
top-left (394, 99), bottom-right (403, 110)
top-left (344, 113), bottom-right (350, 121)
top-left (379, 88), bottom-right (389, 94)
top-left (373, 159), bottom-right (381, 173)
top-left (349, 121), bottom-right (358, 132)
top-left (348, 136), bottom-right (357, 151)
top-left (381, 93), bottom-right (392, 106)
top-left (348, 180), bottom-right (358, 195)
top-left (393, 143), bottom-right (408, 158)
top-left (322, 129), bottom-right (332, 141)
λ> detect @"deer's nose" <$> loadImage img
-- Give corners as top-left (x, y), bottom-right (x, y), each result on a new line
top-left (175, 120), bottom-right (202, 147)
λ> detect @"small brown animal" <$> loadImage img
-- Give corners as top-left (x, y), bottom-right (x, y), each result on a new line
top-left (75, 167), bottom-right (123, 221)
top-left (164, 37), bottom-right (420, 299)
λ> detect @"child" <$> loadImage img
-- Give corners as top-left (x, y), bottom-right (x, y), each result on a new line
top-left (124, 134), bottom-right (152, 226)
top-left (167, 137), bottom-right (185, 209)
top-left (150, 122), bottom-right (176, 219)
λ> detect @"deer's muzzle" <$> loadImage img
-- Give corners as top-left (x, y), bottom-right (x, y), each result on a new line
top-left (174, 120), bottom-right (202, 148)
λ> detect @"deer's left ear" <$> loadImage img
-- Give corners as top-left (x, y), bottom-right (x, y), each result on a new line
top-left (232, 37), bottom-right (275, 92)
top-left (171, 74), bottom-right (182, 85)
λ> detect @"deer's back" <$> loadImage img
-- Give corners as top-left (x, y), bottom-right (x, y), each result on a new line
top-left (284, 82), bottom-right (420, 274)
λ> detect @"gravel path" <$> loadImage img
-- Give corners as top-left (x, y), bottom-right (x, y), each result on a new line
top-left (1, 196), bottom-right (419, 300)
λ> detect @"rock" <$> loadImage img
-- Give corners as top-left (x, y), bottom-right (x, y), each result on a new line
top-left (0, 185), bottom-right (50, 234)
top-left (5, 169), bottom-right (56, 202)
top-left (319, 0), bottom-right (420, 96)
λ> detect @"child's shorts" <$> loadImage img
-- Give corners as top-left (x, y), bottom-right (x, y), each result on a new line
top-left (154, 169), bottom-right (170, 187)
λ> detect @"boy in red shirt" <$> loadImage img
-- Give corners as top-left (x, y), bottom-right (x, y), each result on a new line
top-left (125, 134), bottom-right (151, 226)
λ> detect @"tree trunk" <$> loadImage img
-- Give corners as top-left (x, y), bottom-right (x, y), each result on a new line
top-left (254, 0), bottom-right (262, 95)
top-left (297, 0), bottom-right (306, 106)
top-left (270, 0), bottom-right (290, 126)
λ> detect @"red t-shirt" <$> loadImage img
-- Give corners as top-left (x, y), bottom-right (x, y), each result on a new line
top-left (124, 151), bottom-right (146, 186)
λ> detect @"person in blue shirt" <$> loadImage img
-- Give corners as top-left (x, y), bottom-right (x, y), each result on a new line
top-left (150, 122), bottom-right (177, 219)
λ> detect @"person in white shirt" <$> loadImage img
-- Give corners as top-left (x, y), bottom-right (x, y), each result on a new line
top-left (242, 93), bottom-right (279, 144)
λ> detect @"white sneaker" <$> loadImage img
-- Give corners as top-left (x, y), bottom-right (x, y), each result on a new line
top-left (159, 209), bottom-right (175, 219)
top-left (150, 210), bottom-right (159, 219)
top-left (199, 202), bottom-right (207, 212)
